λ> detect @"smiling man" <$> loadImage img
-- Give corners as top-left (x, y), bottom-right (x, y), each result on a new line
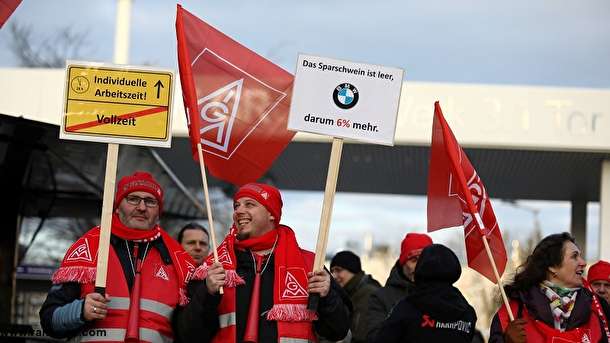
top-left (174, 182), bottom-right (351, 343)
top-left (40, 171), bottom-right (195, 342)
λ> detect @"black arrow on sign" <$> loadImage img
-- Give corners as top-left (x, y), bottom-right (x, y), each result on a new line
top-left (154, 80), bottom-right (164, 99)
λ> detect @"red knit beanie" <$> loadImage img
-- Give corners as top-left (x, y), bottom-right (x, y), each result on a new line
top-left (114, 171), bottom-right (164, 213)
top-left (399, 233), bottom-right (433, 266)
top-left (234, 183), bottom-right (282, 225)
top-left (588, 260), bottom-right (610, 283)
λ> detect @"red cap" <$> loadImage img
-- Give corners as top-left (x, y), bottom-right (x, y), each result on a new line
top-left (114, 171), bottom-right (163, 213)
top-left (399, 233), bottom-right (433, 266)
top-left (234, 183), bottom-right (282, 225)
top-left (588, 260), bottom-right (610, 283)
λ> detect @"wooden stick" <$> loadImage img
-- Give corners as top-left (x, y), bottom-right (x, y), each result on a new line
top-left (94, 143), bottom-right (119, 295)
top-left (196, 143), bottom-right (223, 294)
top-left (313, 137), bottom-right (344, 271)
top-left (308, 137), bottom-right (343, 310)
top-left (480, 232), bottom-right (514, 321)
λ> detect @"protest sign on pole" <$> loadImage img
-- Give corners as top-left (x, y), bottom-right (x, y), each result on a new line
top-left (60, 60), bottom-right (174, 294)
top-left (289, 53), bottom-right (403, 307)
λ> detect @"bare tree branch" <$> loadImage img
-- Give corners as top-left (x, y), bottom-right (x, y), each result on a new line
top-left (7, 21), bottom-right (90, 68)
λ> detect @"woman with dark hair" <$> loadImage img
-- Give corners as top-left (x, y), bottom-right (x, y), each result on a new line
top-left (489, 232), bottom-right (610, 342)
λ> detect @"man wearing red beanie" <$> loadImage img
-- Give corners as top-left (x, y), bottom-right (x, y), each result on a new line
top-left (174, 182), bottom-right (351, 343)
top-left (364, 232), bottom-right (433, 342)
top-left (588, 260), bottom-right (610, 303)
top-left (39, 171), bottom-right (195, 342)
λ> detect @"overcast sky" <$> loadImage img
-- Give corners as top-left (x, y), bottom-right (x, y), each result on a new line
top-left (2, 0), bottom-right (608, 259)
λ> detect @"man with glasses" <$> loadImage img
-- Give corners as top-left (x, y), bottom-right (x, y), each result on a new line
top-left (40, 171), bottom-right (195, 342)
top-left (364, 232), bottom-right (433, 342)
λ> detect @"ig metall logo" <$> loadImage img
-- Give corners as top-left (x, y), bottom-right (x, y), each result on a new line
top-left (333, 83), bottom-right (359, 109)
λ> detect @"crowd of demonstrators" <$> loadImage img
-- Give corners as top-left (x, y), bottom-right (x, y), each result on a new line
top-left (490, 232), bottom-right (610, 343)
top-left (371, 244), bottom-right (478, 343)
top-left (177, 222), bottom-right (210, 266)
top-left (39, 172), bottom-right (195, 342)
top-left (365, 232), bottom-right (433, 342)
top-left (329, 251), bottom-right (381, 343)
top-left (173, 183), bottom-right (352, 343)
top-left (589, 260), bottom-right (610, 304)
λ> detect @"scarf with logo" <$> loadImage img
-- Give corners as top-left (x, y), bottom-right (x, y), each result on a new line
top-left (193, 225), bottom-right (317, 321)
top-left (52, 214), bottom-right (196, 305)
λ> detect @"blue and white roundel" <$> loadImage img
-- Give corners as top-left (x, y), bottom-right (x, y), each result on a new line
top-left (333, 83), bottom-right (359, 109)
top-left (337, 88), bottom-right (355, 105)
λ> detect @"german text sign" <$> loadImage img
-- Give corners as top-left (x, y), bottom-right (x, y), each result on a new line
top-left (288, 54), bottom-right (404, 145)
top-left (60, 61), bottom-right (174, 147)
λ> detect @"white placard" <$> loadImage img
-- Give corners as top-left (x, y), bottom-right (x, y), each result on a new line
top-left (288, 54), bottom-right (404, 145)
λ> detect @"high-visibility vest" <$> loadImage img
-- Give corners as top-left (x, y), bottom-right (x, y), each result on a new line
top-left (213, 248), bottom-right (318, 343)
top-left (75, 244), bottom-right (179, 343)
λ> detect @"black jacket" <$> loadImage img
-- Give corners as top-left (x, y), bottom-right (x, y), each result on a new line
top-left (372, 244), bottom-right (477, 343)
top-left (173, 248), bottom-right (352, 343)
top-left (489, 286), bottom-right (610, 342)
top-left (365, 261), bottom-right (415, 342)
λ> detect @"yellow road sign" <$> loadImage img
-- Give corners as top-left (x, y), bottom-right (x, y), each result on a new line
top-left (60, 61), bottom-right (174, 147)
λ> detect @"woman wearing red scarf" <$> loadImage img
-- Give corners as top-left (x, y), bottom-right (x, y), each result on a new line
top-left (174, 183), bottom-right (351, 343)
top-left (39, 171), bottom-right (196, 342)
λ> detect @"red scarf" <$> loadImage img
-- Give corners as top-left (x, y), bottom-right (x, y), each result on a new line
top-left (52, 214), bottom-right (196, 305)
top-left (193, 225), bottom-right (317, 321)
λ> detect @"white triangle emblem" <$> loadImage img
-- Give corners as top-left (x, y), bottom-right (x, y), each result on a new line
top-left (66, 238), bottom-right (93, 262)
top-left (155, 265), bottom-right (169, 281)
top-left (217, 245), bottom-right (232, 265)
top-left (282, 271), bottom-right (308, 299)
top-left (198, 79), bottom-right (243, 154)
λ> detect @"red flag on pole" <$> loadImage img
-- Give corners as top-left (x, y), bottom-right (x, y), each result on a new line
top-left (427, 101), bottom-right (507, 283)
top-left (0, 0), bottom-right (22, 28)
top-left (176, 5), bottom-right (295, 186)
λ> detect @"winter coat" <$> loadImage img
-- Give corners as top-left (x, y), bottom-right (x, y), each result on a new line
top-left (365, 261), bottom-right (415, 342)
top-left (372, 244), bottom-right (477, 343)
top-left (343, 271), bottom-right (381, 343)
top-left (489, 286), bottom-right (610, 343)
top-left (173, 249), bottom-right (352, 343)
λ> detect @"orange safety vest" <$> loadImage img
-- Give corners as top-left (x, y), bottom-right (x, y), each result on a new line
top-left (76, 244), bottom-right (179, 343)
top-left (498, 299), bottom-right (602, 343)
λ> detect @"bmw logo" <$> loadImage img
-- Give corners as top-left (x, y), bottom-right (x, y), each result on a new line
top-left (333, 83), bottom-right (359, 109)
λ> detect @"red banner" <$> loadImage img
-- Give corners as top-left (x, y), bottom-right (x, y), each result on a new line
top-left (427, 101), bottom-right (507, 283)
top-left (0, 0), bottom-right (22, 28)
top-left (176, 5), bottom-right (295, 186)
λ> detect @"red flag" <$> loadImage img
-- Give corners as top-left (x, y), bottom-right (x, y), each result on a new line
top-left (427, 101), bottom-right (507, 283)
top-left (176, 5), bottom-right (295, 186)
top-left (0, 0), bottom-right (22, 28)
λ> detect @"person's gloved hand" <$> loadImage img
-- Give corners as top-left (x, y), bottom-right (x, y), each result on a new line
top-left (504, 318), bottom-right (527, 343)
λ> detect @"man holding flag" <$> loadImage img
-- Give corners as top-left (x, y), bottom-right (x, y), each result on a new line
top-left (173, 183), bottom-right (351, 343)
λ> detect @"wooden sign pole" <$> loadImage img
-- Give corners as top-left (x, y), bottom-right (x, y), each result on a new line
top-left (308, 137), bottom-right (343, 309)
top-left (94, 143), bottom-right (119, 295)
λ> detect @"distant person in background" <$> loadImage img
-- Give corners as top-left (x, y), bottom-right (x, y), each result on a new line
top-left (330, 250), bottom-right (381, 343)
top-left (588, 260), bottom-right (610, 304)
top-left (177, 222), bottom-right (210, 266)
top-left (372, 244), bottom-right (477, 343)
top-left (365, 232), bottom-right (432, 342)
